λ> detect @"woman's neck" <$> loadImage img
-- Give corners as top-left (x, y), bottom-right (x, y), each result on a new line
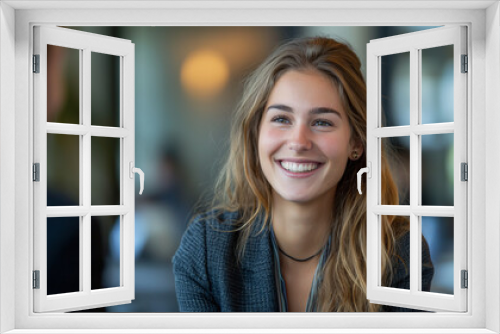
top-left (271, 194), bottom-right (333, 261)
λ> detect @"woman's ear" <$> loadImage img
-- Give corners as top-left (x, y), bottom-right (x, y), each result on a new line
top-left (349, 139), bottom-right (364, 161)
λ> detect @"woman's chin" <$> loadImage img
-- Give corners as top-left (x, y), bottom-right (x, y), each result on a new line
top-left (276, 192), bottom-right (316, 205)
top-left (274, 186), bottom-right (335, 206)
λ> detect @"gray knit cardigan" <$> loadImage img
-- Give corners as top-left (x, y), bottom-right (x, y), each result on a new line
top-left (172, 211), bottom-right (434, 312)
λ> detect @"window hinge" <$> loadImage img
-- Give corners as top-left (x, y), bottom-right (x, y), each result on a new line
top-left (33, 163), bottom-right (40, 182)
top-left (461, 54), bottom-right (468, 73)
top-left (33, 54), bottom-right (40, 73)
top-left (33, 270), bottom-right (40, 289)
top-left (461, 162), bottom-right (468, 181)
top-left (461, 270), bottom-right (468, 289)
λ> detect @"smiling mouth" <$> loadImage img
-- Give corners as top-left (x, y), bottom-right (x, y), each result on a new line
top-left (279, 161), bottom-right (320, 173)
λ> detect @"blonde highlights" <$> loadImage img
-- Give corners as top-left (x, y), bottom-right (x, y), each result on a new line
top-left (211, 36), bottom-right (404, 312)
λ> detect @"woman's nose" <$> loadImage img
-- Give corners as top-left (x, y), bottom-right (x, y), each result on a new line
top-left (288, 124), bottom-right (312, 151)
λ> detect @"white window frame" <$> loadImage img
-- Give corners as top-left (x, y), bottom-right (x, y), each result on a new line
top-left (0, 1), bottom-right (499, 333)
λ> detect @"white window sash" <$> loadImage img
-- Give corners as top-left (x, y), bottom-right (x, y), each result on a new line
top-left (366, 25), bottom-right (468, 312)
top-left (33, 25), bottom-right (136, 313)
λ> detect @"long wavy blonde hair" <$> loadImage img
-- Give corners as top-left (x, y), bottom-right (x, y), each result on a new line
top-left (210, 36), bottom-right (406, 312)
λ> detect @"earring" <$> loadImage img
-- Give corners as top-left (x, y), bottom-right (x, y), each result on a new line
top-left (352, 151), bottom-right (358, 160)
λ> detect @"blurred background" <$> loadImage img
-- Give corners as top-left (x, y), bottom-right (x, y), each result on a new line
top-left (45, 26), bottom-right (454, 312)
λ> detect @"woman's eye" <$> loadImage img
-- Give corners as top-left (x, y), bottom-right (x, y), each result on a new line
top-left (271, 116), bottom-right (290, 124)
top-left (313, 119), bottom-right (333, 127)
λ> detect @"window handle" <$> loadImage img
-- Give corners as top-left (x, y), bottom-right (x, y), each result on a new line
top-left (357, 162), bottom-right (371, 195)
top-left (129, 162), bottom-right (145, 195)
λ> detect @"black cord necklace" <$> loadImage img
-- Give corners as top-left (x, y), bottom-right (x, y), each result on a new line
top-left (277, 244), bottom-right (324, 262)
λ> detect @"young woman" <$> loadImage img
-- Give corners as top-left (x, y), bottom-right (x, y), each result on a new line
top-left (173, 36), bottom-right (434, 312)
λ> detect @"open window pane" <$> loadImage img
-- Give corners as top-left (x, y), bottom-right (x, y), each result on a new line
top-left (92, 216), bottom-right (121, 290)
top-left (47, 217), bottom-right (80, 295)
top-left (382, 137), bottom-right (410, 205)
top-left (47, 45), bottom-right (80, 124)
top-left (47, 134), bottom-right (79, 206)
top-left (91, 52), bottom-right (121, 127)
top-left (422, 216), bottom-right (454, 295)
top-left (422, 133), bottom-right (454, 206)
top-left (91, 137), bottom-right (121, 206)
top-left (381, 52), bottom-right (410, 127)
top-left (421, 45), bottom-right (454, 124)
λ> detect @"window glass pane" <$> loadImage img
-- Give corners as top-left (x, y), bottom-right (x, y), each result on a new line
top-left (91, 52), bottom-right (121, 127)
top-left (47, 45), bottom-right (80, 124)
top-left (421, 216), bottom-right (453, 294)
top-left (91, 137), bottom-right (121, 205)
top-left (92, 216), bottom-right (120, 290)
top-left (47, 217), bottom-right (80, 295)
top-left (421, 133), bottom-right (454, 206)
top-left (421, 45), bottom-right (454, 124)
top-left (381, 52), bottom-right (410, 127)
top-left (381, 137), bottom-right (410, 205)
top-left (381, 215), bottom-right (410, 290)
top-left (47, 134), bottom-right (79, 206)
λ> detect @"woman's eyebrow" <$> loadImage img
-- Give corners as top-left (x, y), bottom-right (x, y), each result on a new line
top-left (267, 104), bottom-right (341, 118)
top-left (311, 107), bottom-right (342, 118)
top-left (266, 104), bottom-right (293, 112)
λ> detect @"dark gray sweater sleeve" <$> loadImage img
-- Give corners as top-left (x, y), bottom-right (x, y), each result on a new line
top-left (382, 232), bottom-right (435, 312)
top-left (172, 216), bottom-right (220, 312)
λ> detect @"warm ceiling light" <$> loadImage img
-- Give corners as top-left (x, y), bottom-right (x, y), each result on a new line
top-left (180, 49), bottom-right (230, 99)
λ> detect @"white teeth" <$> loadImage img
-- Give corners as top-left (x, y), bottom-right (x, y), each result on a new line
top-left (280, 161), bottom-right (319, 173)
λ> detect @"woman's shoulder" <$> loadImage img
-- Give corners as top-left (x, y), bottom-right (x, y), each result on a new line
top-left (178, 210), bottom-right (241, 249)
top-left (188, 209), bottom-right (242, 233)
top-left (173, 210), bottom-right (240, 263)
top-left (393, 227), bottom-right (432, 262)
top-left (391, 218), bottom-right (412, 261)
top-left (390, 224), bottom-right (434, 291)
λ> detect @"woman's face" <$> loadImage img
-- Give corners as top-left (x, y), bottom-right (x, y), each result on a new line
top-left (258, 69), bottom-right (361, 205)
